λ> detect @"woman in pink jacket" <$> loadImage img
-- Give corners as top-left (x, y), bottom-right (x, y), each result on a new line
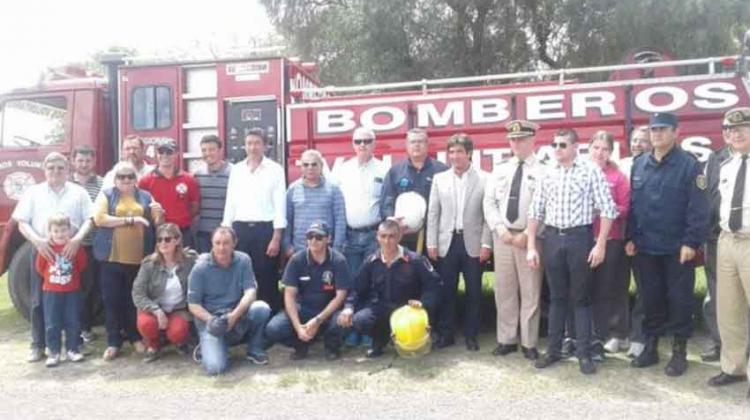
top-left (589, 130), bottom-right (631, 358)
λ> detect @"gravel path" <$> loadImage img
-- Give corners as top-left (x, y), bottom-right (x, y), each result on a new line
top-left (0, 326), bottom-right (747, 419)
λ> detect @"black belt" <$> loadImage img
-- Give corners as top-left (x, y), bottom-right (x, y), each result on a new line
top-left (234, 221), bottom-right (272, 228)
top-left (545, 224), bottom-right (592, 236)
top-left (348, 224), bottom-right (378, 233)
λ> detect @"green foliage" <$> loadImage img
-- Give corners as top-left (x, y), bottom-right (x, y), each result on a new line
top-left (262, 0), bottom-right (750, 85)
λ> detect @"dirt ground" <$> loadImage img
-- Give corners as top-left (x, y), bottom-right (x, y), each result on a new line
top-left (0, 277), bottom-right (747, 419)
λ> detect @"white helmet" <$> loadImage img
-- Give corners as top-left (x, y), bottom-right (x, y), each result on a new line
top-left (394, 191), bottom-right (427, 233)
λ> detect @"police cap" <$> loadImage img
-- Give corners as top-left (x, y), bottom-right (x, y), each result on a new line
top-left (649, 112), bottom-right (678, 129)
top-left (724, 107), bottom-right (750, 127)
top-left (505, 120), bottom-right (539, 139)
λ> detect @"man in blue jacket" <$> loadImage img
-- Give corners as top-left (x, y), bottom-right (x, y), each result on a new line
top-left (627, 112), bottom-right (709, 376)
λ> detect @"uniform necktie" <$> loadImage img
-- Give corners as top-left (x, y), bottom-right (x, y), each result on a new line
top-left (506, 161), bottom-right (524, 223)
top-left (730, 155), bottom-right (748, 232)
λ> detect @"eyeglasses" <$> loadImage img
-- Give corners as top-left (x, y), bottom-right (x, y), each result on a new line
top-left (116, 173), bottom-right (136, 180)
top-left (301, 162), bottom-right (319, 168)
top-left (306, 233), bottom-right (326, 241)
top-left (156, 236), bottom-right (176, 244)
top-left (353, 138), bottom-right (374, 145)
top-left (550, 142), bottom-right (569, 149)
top-left (157, 148), bottom-right (175, 155)
top-left (45, 166), bottom-right (66, 172)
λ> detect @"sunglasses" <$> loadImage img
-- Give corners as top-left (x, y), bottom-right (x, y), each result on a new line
top-left (156, 236), bottom-right (176, 244)
top-left (157, 148), bottom-right (175, 155)
top-left (116, 173), bottom-right (136, 180)
top-left (551, 142), bottom-right (569, 149)
top-left (302, 162), bottom-right (319, 168)
top-left (306, 233), bottom-right (326, 241)
top-left (353, 138), bottom-right (374, 145)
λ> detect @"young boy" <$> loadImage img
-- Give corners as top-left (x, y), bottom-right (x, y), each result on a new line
top-left (35, 214), bottom-right (88, 367)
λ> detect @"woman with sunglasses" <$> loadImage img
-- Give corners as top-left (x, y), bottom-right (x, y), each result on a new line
top-left (132, 223), bottom-right (197, 362)
top-left (588, 131), bottom-right (631, 359)
top-left (93, 162), bottom-right (163, 361)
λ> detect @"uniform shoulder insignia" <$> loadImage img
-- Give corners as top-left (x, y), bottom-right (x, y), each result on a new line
top-left (696, 174), bottom-right (707, 190)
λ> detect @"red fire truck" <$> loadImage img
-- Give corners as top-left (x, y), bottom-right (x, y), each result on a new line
top-left (1, 46), bottom-right (749, 318)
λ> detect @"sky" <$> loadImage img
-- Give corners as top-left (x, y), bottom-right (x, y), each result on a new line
top-left (0, 0), bottom-right (275, 92)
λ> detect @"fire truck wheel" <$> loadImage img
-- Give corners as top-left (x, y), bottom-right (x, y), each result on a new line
top-left (7, 241), bottom-right (33, 322)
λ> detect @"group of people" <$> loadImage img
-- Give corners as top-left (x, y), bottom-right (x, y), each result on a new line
top-left (13, 107), bottom-right (750, 396)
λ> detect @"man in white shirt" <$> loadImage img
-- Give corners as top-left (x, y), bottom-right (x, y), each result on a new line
top-left (222, 129), bottom-right (287, 310)
top-left (12, 152), bottom-right (94, 363)
top-left (330, 127), bottom-right (388, 275)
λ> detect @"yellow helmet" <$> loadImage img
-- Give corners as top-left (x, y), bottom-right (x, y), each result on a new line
top-left (390, 305), bottom-right (431, 358)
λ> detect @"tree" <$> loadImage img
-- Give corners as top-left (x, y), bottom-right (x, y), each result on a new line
top-left (262, 0), bottom-right (750, 85)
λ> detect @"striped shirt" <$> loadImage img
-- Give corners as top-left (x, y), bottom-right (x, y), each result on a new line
top-left (284, 178), bottom-right (347, 253)
top-left (71, 173), bottom-right (103, 246)
top-left (194, 162), bottom-right (231, 234)
top-left (529, 157), bottom-right (617, 229)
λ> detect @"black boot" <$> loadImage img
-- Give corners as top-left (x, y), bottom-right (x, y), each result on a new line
top-left (631, 336), bottom-right (659, 368)
top-left (665, 336), bottom-right (688, 377)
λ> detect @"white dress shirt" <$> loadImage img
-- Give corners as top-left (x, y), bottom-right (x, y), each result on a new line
top-left (12, 181), bottom-right (94, 236)
top-left (451, 169), bottom-right (470, 231)
top-left (330, 156), bottom-right (389, 229)
top-left (222, 156), bottom-right (287, 229)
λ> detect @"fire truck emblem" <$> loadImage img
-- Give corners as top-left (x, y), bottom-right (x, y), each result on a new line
top-left (3, 171), bottom-right (36, 201)
top-left (175, 182), bottom-right (188, 195)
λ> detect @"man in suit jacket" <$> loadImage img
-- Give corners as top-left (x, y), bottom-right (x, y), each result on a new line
top-left (427, 133), bottom-right (492, 351)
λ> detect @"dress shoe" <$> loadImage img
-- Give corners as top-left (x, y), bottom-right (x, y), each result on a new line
top-left (579, 357), bottom-right (597, 375)
top-left (521, 346), bottom-right (539, 360)
top-left (534, 352), bottom-right (561, 369)
top-left (700, 346), bottom-right (721, 362)
top-left (492, 344), bottom-right (518, 356)
top-left (708, 372), bottom-right (746, 387)
top-left (465, 337), bottom-right (479, 351)
top-left (631, 336), bottom-right (659, 368)
top-left (366, 347), bottom-right (384, 358)
top-left (560, 338), bottom-right (576, 359)
top-left (433, 336), bottom-right (455, 350)
top-left (664, 337), bottom-right (688, 377)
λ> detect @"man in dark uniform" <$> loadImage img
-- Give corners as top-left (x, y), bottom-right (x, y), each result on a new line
top-left (701, 122), bottom-right (733, 361)
top-left (265, 222), bottom-right (351, 360)
top-left (380, 128), bottom-right (449, 253)
top-left (627, 112), bottom-right (709, 377)
top-left (336, 219), bottom-right (442, 358)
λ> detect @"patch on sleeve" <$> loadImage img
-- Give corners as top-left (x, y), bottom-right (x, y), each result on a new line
top-left (696, 174), bottom-right (707, 190)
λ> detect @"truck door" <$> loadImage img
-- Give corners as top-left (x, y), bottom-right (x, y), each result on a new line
top-left (225, 98), bottom-right (281, 164)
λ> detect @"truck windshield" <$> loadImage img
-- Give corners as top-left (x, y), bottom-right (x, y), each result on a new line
top-left (0, 97), bottom-right (67, 148)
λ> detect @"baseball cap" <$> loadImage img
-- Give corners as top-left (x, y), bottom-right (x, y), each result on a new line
top-left (649, 112), bottom-right (678, 129)
top-left (306, 221), bottom-right (330, 236)
top-left (156, 138), bottom-right (177, 152)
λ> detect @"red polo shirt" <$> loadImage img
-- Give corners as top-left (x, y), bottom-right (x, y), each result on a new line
top-left (139, 169), bottom-right (200, 228)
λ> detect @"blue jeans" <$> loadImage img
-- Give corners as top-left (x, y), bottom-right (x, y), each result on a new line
top-left (343, 229), bottom-right (378, 277)
top-left (264, 306), bottom-right (344, 352)
top-left (197, 300), bottom-right (271, 375)
top-left (43, 291), bottom-right (82, 354)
